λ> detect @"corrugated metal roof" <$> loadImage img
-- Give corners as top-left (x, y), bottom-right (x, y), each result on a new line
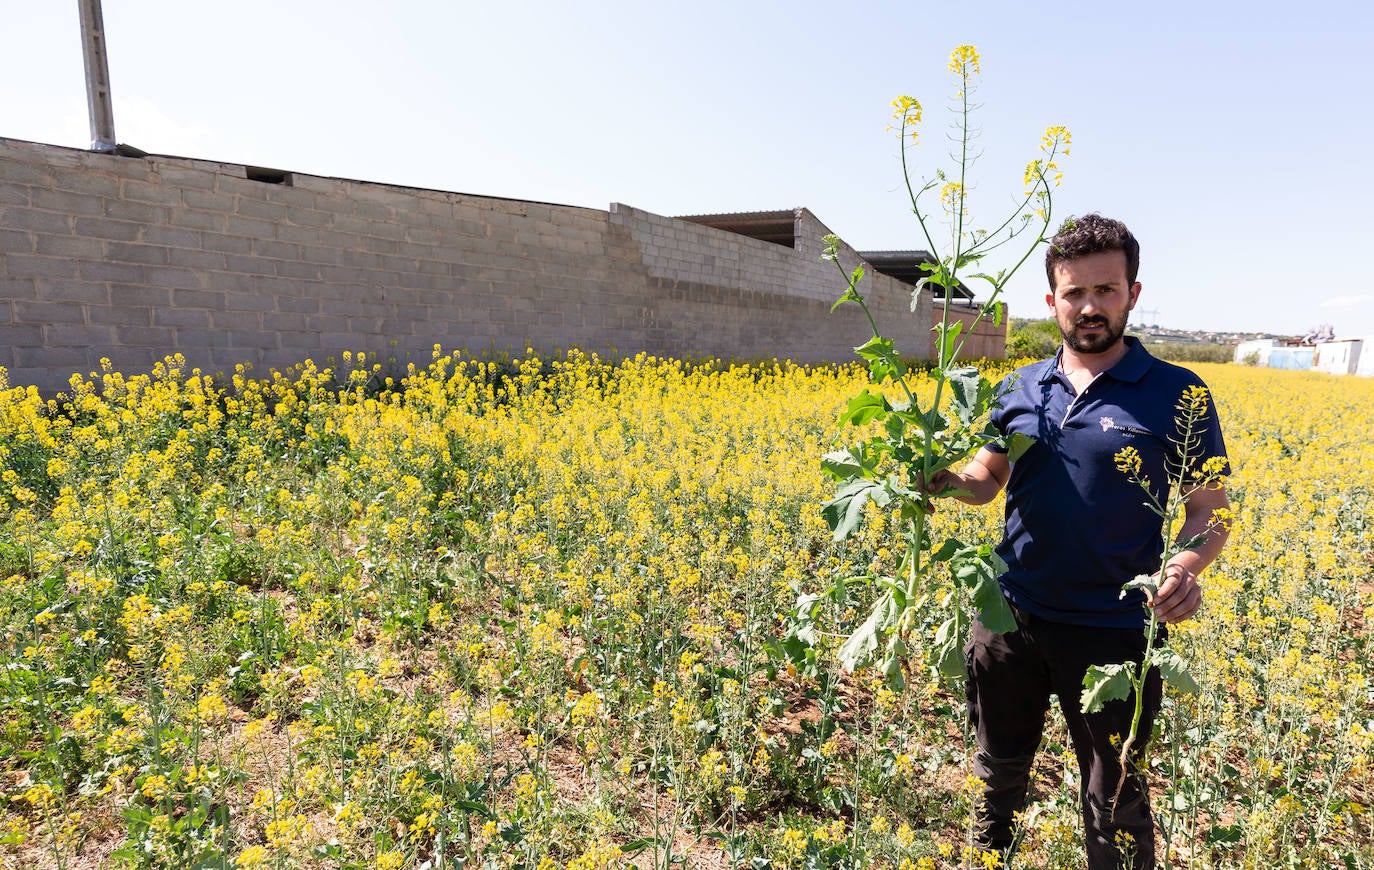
top-left (675, 210), bottom-right (798, 248)
top-left (859, 250), bottom-right (971, 299)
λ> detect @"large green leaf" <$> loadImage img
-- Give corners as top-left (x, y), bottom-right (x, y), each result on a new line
top-left (838, 389), bottom-right (890, 427)
top-left (837, 591), bottom-right (899, 672)
top-left (1151, 648), bottom-right (1200, 694)
top-left (1005, 432), bottom-right (1035, 463)
top-left (949, 544), bottom-right (1015, 634)
top-left (821, 444), bottom-right (879, 481)
top-left (933, 321), bottom-right (964, 366)
top-left (931, 615), bottom-right (965, 679)
top-left (1081, 662), bottom-right (1136, 714)
top-left (854, 335), bottom-right (905, 383)
top-left (821, 478), bottom-right (888, 542)
top-left (945, 366), bottom-right (997, 426)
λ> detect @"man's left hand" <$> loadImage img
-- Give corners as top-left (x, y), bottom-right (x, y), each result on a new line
top-left (1148, 563), bottom-right (1202, 624)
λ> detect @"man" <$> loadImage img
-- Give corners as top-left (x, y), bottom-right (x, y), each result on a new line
top-left (930, 214), bottom-right (1230, 868)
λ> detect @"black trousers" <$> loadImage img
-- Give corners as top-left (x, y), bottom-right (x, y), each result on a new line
top-left (965, 606), bottom-right (1162, 870)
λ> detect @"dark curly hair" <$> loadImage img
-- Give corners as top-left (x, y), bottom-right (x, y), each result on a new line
top-left (1044, 214), bottom-right (1140, 288)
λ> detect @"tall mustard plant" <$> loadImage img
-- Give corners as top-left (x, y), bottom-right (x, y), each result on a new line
top-left (1080, 385), bottom-right (1233, 802)
top-left (814, 45), bottom-right (1070, 688)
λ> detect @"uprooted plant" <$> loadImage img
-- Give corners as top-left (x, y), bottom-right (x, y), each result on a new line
top-left (797, 44), bottom-right (1071, 689)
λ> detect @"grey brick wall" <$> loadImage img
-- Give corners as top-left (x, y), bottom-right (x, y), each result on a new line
top-left (1, 137), bottom-right (991, 394)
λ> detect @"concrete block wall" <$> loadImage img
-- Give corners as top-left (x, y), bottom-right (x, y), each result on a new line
top-left (1, 137), bottom-right (980, 394)
top-left (608, 203), bottom-right (932, 362)
top-left (937, 303), bottom-right (1010, 361)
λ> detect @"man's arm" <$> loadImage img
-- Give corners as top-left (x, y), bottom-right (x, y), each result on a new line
top-left (928, 447), bottom-right (1011, 506)
top-left (1149, 482), bottom-right (1231, 624)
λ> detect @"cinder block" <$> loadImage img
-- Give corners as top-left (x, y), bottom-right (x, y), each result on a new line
top-left (105, 347), bottom-right (157, 369)
top-left (361, 235), bottom-right (400, 255)
top-left (227, 330), bottom-right (277, 349)
top-left (203, 272), bottom-right (256, 294)
top-left (15, 346), bottom-right (88, 369)
top-left (140, 225), bottom-right (202, 249)
top-left (320, 299), bottom-right (365, 316)
top-left (225, 216), bottom-right (275, 238)
top-left (46, 324), bottom-right (114, 347)
top-left (154, 166), bottom-right (218, 189)
top-left (276, 295), bottom-right (319, 314)
top-left (182, 189), bottom-right (234, 212)
top-left (236, 198), bottom-right (287, 221)
top-left (0, 277), bottom-right (38, 301)
top-left (6, 255), bottom-right (78, 279)
top-left (275, 261), bottom-right (321, 280)
top-left (0, 159), bottom-right (52, 186)
top-left (341, 249), bottom-right (384, 270)
top-left (168, 249), bottom-right (225, 270)
top-left (305, 314), bottom-right (349, 331)
top-left (0, 323), bottom-right (44, 346)
top-left (75, 217), bottom-right (141, 241)
top-left (111, 284), bottom-right (171, 307)
top-left (0, 182), bottom-right (31, 206)
top-left (4, 207), bottom-right (73, 235)
top-left (222, 254), bottom-right (274, 275)
top-left (286, 207), bottom-right (333, 228)
top-left (0, 229), bottom-right (34, 253)
top-left (202, 233), bottom-right (252, 255)
top-left (37, 236), bottom-right (105, 258)
top-left (47, 166), bottom-right (118, 197)
top-left (174, 328), bottom-right (229, 348)
top-left (121, 179), bottom-right (182, 205)
top-left (42, 281), bottom-right (110, 305)
top-left (89, 306), bottom-right (151, 326)
top-left (272, 313), bottom-right (308, 330)
top-left (168, 208), bottom-right (225, 231)
top-left (251, 239), bottom-right (300, 260)
top-left (275, 224), bottom-right (320, 245)
top-left (224, 292), bottom-right (276, 312)
top-left (349, 201), bottom-right (395, 224)
top-left (31, 188), bottom-right (104, 215)
top-left (210, 347), bottom-right (260, 367)
top-left (171, 288), bottom-right (223, 308)
top-left (278, 331), bottom-right (322, 350)
top-left (147, 266), bottom-right (205, 289)
top-left (104, 199), bottom-right (164, 223)
top-left (210, 310), bottom-right (262, 330)
top-left (153, 308), bottom-right (210, 328)
top-left (300, 243), bottom-right (346, 265)
top-left (107, 242), bottom-right (169, 265)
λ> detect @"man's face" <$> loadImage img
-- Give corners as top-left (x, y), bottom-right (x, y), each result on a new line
top-left (1046, 250), bottom-right (1141, 355)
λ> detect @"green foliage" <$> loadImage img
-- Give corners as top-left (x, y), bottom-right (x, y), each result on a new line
top-left (812, 48), bottom-right (1070, 689)
top-left (1006, 318), bottom-right (1063, 360)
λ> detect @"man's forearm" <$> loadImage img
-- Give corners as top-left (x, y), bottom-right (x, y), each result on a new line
top-left (1167, 487), bottom-right (1231, 576)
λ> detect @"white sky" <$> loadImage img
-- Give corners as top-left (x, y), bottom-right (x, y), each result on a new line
top-left (4, 0), bottom-right (1373, 336)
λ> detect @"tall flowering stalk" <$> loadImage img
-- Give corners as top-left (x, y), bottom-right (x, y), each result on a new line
top-left (814, 46), bottom-right (1071, 688)
top-left (1080, 385), bottom-right (1233, 802)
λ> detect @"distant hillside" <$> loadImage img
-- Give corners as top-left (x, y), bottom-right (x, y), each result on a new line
top-left (1006, 318), bottom-right (1282, 363)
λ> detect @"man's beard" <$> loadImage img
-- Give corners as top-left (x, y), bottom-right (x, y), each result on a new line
top-left (1059, 311), bottom-right (1127, 354)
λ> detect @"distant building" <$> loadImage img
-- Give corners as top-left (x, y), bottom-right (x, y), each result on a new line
top-left (1315, 337), bottom-right (1365, 376)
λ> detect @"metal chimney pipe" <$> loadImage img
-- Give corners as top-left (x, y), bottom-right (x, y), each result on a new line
top-left (78, 0), bottom-right (117, 152)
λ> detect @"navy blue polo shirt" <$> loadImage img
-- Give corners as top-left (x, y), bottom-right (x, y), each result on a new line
top-left (986, 337), bottom-right (1227, 628)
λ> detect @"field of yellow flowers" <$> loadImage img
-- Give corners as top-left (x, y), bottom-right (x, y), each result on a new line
top-left (1, 349), bottom-right (1371, 870)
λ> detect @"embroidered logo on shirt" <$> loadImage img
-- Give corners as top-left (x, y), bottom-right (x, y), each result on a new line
top-left (1099, 416), bottom-right (1145, 438)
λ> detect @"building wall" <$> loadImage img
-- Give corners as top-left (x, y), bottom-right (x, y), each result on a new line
top-left (1, 137), bottom-right (974, 394)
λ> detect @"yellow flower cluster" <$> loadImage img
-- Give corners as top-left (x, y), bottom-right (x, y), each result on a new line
top-left (0, 354), bottom-right (1371, 867)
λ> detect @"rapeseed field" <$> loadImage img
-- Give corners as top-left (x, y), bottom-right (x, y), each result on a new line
top-left (1, 351), bottom-right (1370, 868)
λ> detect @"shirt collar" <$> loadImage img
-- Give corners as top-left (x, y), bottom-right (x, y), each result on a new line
top-left (1038, 336), bottom-right (1153, 385)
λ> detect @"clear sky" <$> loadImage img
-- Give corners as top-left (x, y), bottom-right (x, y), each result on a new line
top-left (5, 0), bottom-right (1373, 337)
